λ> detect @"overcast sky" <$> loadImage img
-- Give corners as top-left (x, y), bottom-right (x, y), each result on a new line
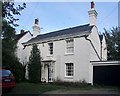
top-left (14, 2), bottom-right (118, 34)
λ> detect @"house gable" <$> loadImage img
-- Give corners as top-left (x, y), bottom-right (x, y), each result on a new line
top-left (87, 26), bottom-right (101, 61)
top-left (16, 30), bottom-right (33, 63)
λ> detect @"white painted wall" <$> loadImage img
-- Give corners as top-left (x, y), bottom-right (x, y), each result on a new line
top-left (23, 35), bottom-right (93, 83)
top-left (16, 33), bottom-right (32, 64)
top-left (101, 35), bottom-right (107, 60)
top-left (22, 45), bottom-right (32, 79)
top-left (88, 26), bottom-right (101, 61)
top-left (73, 37), bottom-right (90, 82)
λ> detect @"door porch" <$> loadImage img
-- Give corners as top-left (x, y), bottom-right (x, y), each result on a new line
top-left (41, 60), bottom-right (55, 83)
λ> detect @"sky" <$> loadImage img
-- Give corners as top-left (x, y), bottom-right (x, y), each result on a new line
top-left (14, 1), bottom-right (119, 35)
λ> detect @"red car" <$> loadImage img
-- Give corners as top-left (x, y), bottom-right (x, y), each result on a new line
top-left (0, 69), bottom-right (16, 90)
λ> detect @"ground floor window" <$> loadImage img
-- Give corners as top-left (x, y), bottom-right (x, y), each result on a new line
top-left (65, 63), bottom-right (74, 76)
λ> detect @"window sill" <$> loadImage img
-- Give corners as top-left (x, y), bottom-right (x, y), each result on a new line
top-left (64, 53), bottom-right (74, 56)
top-left (47, 55), bottom-right (53, 57)
top-left (64, 76), bottom-right (73, 79)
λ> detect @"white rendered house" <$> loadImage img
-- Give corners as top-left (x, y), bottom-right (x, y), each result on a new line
top-left (15, 30), bottom-right (33, 64)
top-left (22, 2), bottom-right (107, 84)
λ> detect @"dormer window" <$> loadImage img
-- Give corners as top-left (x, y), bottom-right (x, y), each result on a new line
top-left (48, 43), bottom-right (53, 55)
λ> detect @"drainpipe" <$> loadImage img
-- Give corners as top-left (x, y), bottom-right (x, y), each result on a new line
top-left (85, 35), bottom-right (101, 61)
top-left (100, 40), bottom-right (102, 60)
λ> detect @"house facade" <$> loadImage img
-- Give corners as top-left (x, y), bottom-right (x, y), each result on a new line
top-left (21, 2), bottom-right (107, 84)
top-left (15, 30), bottom-right (33, 64)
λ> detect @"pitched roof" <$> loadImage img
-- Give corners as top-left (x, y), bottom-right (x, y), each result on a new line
top-left (23, 24), bottom-right (93, 45)
top-left (15, 31), bottom-right (33, 41)
top-left (15, 32), bottom-right (28, 41)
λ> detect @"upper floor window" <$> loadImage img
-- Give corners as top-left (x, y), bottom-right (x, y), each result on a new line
top-left (66, 39), bottom-right (74, 53)
top-left (48, 43), bottom-right (53, 55)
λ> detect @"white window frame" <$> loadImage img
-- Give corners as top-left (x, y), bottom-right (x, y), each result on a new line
top-left (66, 39), bottom-right (74, 54)
top-left (65, 63), bottom-right (74, 77)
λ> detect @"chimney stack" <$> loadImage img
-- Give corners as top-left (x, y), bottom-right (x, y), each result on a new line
top-left (88, 1), bottom-right (98, 26)
top-left (32, 18), bottom-right (40, 37)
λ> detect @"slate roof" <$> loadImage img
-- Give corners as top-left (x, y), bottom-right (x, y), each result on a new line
top-left (15, 32), bottom-right (28, 41)
top-left (15, 31), bottom-right (33, 41)
top-left (23, 24), bottom-right (93, 45)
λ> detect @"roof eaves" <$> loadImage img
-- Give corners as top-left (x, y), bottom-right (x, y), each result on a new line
top-left (23, 31), bottom-right (90, 46)
top-left (23, 24), bottom-right (93, 46)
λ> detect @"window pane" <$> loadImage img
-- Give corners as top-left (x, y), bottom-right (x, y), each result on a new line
top-left (66, 39), bottom-right (74, 53)
top-left (66, 63), bottom-right (74, 76)
top-left (48, 43), bottom-right (53, 55)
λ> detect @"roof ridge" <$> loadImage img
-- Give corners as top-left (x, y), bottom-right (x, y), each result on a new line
top-left (38, 24), bottom-right (90, 36)
top-left (23, 23), bottom-right (93, 45)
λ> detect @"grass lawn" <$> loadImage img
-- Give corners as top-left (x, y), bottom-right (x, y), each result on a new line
top-left (2, 81), bottom-right (120, 96)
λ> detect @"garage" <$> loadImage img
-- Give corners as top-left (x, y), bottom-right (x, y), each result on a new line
top-left (92, 61), bottom-right (120, 86)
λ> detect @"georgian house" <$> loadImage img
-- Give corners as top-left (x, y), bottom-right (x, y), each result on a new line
top-left (21, 2), bottom-right (108, 84)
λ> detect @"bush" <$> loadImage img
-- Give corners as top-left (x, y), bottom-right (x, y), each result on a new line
top-left (28, 44), bottom-right (41, 83)
top-left (53, 79), bottom-right (89, 87)
top-left (9, 60), bottom-right (24, 82)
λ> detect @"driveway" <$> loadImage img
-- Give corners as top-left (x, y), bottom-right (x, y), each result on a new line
top-left (43, 88), bottom-right (120, 95)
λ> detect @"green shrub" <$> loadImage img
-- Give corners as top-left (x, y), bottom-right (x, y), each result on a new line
top-left (28, 44), bottom-right (41, 83)
top-left (53, 79), bottom-right (89, 87)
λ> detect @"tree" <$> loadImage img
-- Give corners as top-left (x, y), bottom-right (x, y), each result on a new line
top-left (28, 44), bottom-right (41, 83)
top-left (104, 27), bottom-right (120, 60)
top-left (2, 1), bottom-right (26, 27)
top-left (2, 1), bottom-right (26, 81)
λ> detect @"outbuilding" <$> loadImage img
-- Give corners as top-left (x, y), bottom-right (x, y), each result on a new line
top-left (91, 61), bottom-right (120, 86)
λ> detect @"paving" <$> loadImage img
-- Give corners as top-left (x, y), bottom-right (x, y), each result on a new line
top-left (43, 89), bottom-right (120, 95)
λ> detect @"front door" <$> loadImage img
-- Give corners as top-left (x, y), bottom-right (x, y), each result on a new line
top-left (45, 65), bottom-right (49, 82)
top-left (42, 61), bottom-right (55, 83)
top-left (44, 64), bottom-right (53, 82)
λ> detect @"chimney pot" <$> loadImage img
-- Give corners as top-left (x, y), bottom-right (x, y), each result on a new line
top-left (35, 18), bottom-right (39, 25)
top-left (21, 29), bottom-right (24, 34)
top-left (91, 1), bottom-right (94, 9)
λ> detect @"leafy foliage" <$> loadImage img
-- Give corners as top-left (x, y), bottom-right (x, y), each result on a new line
top-left (2, 1), bottom-right (26, 81)
top-left (104, 27), bottom-right (120, 60)
top-left (2, 20), bottom-right (25, 81)
top-left (28, 44), bottom-right (41, 83)
top-left (2, 20), bottom-right (16, 65)
top-left (2, 2), bottom-right (26, 26)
